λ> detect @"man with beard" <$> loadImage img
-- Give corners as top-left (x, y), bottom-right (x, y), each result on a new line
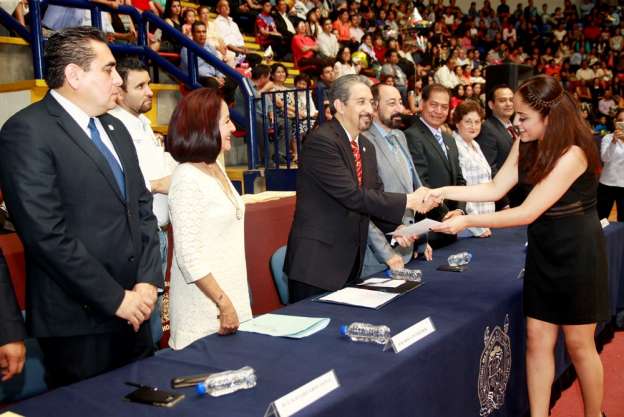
top-left (404, 83), bottom-right (466, 248)
top-left (360, 84), bottom-right (433, 277)
top-left (285, 75), bottom-right (439, 302)
top-left (109, 58), bottom-right (177, 344)
top-left (475, 85), bottom-right (517, 209)
top-left (0, 27), bottom-right (162, 387)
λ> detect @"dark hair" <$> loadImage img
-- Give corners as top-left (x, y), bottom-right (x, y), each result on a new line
top-left (44, 26), bottom-right (108, 89)
top-left (116, 57), bottom-right (148, 91)
top-left (191, 21), bottom-right (205, 33)
top-left (270, 63), bottom-right (288, 79)
top-left (164, 0), bottom-right (181, 20)
top-left (487, 83), bottom-right (513, 104)
top-left (452, 100), bottom-right (485, 125)
top-left (252, 64), bottom-right (270, 80)
top-left (422, 83), bottom-right (451, 102)
top-left (384, 48), bottom-right (398, 60)
top-left (294, 73), bottom-right (310, 87)
top-left (167, 87), bottom-right (223, 164)
top-left (337, 46), bottom-right (352, 65)
top-left (517, 75), bottom-right (599, 184)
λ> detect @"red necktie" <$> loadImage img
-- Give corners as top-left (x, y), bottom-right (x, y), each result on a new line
top-left (350, 139), bottom-right (363, 187)
top-left (507, 126), bottom-right (518, 141)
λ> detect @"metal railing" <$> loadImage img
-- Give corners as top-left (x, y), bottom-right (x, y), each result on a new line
top-left (0, 0), bottom-right (260, 168)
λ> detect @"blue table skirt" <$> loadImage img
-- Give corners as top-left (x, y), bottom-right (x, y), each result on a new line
top-left (5, 224), bottom-right (624, 417)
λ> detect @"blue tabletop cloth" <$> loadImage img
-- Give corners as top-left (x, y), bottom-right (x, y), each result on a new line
top-left (5, 224), bottom-right (624, 417)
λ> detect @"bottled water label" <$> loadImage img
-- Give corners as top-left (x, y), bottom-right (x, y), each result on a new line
top-left (384, 268), bottom-right (423, 282)
top-left (340, 322), bottom-right (391, 345)
top-left (447, 251), bottom-right (472, 267)
top-left (197, 366), bottom-right (257, 397)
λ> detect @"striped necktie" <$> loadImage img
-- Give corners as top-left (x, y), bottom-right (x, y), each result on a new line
top-left (434, 131), bottom-right (448, 159)
top-left (350, 139), bottom-right (362, 187)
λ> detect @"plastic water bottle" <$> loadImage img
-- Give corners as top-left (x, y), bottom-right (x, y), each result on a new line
top-left (447, 251), bottom-right (472, 267)
top-left (196, 366), bottom-right (257, 397)
top-left (340, 322), bottom-right (391, 345)
top-left (384, 268), bottom-right (423, 282)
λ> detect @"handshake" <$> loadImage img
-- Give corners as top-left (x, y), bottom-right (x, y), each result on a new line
top-left (115, 283), bottom-right (159, 332)
top-left (406, 187), bottom-right (444, 214)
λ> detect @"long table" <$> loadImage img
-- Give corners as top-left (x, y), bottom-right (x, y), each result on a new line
top-left (4, 224), bottom-right (623, 417)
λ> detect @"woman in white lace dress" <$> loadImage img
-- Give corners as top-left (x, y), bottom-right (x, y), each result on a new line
top-left (166, 88), bottom-right (252, 350)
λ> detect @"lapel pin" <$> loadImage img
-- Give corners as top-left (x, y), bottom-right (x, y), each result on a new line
top-left (108, 124), bottom-right (115, 131)
top-left (362, 146), bottom-right (366, 152)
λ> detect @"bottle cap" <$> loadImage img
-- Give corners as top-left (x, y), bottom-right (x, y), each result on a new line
top-left (196, 383), bottom-right (207, 395)
top-left (339, 325), bottom-right (349, 336)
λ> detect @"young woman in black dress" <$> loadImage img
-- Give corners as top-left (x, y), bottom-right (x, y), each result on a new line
top-left (428, 74), bottom-right (609, 417)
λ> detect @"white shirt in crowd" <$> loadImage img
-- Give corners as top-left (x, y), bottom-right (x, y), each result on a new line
top-left (214, 15), bottom-right (245, 48)
top-left (109, 106), bottom-right (177, 227)
top-left (317, 31), bottom-right (340, 58)
top-left (434, 64), bottom-right (460, 89)
top-left (599, 132), bottom-right (624, 188)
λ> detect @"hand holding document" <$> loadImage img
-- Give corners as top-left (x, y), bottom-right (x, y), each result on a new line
top-left (388, 218), bottom-right (442, 238)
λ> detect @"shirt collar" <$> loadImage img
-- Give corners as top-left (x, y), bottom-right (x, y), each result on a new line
top-left (337, 119), bottom-right (358, 144)
top-left (50, 89), bottom-right (91, 131)
top-left (493, 115), bottom-right (512, 128)
top-left (419, 116), bottom-right (442, 137)
top-left (109, 106), bottom-right (151, 132)
top-left (372, 120), bottom-right (393, 139)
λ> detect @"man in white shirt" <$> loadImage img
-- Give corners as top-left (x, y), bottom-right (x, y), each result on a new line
top-left (575, 61), bottom-right (595, 82)
top-left (110, 58), bottom-right (177, 343)
top-left (598, 109), bottom-right (624, 221)
top-left (214, 0), bottom-right (248, 58)
top-left (433, 58), bottom-right (460, 90)
top-left (317, 18), bottom-right (339, 59)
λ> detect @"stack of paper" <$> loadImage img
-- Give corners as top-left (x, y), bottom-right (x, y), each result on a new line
top-left (318, 287), bottom-right (399, 309)
top-left (239, 314), bottom-right (330, 338)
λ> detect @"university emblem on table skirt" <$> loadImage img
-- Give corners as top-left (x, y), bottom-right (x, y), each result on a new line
top-left (478, 314), bottom-right (512, 416)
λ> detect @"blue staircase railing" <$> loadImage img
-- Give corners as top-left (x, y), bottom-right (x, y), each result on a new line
top-left (0, 0), bottom-right (260, 169)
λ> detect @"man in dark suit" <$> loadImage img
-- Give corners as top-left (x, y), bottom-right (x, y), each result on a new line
top-left (273, 0), bottom-right (298, 57)
top-left (475, 85), bottom-right (517, 209)
top-left (284, 75), bottom-right (436, 303)
top-left (0, 27), bottom-right (163, 388)
top-left (0, 249), bottom-right (26, 382)
top-left (404, 83), bottom-right (466, 247)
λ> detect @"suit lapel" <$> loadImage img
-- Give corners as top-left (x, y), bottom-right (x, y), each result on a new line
top-left (364, 129), bottom-right (411, 191)
top-left (417, 119), bottom-right (452, 172)
top-left (330, 120), bottom-right (359, 186)
top-left (45, 95), bottom-right (126, 204)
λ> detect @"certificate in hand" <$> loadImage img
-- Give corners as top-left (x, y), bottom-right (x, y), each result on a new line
top-left (387, 218), bottom-right (442, 237)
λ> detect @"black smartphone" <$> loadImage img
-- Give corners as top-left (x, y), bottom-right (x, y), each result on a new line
top-left (125, 386), bottom-right (185, 407)
top-left (437, 264), bottom-right (466, 272)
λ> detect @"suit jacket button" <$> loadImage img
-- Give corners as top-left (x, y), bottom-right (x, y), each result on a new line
top-left (129, 256), bottom-right (135, 262)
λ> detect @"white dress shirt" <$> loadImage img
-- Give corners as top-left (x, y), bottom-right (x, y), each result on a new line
top-left (317, 31), bottom-right (340, 58)
top-left (109, 106), bottom-right (177, 227)
top-left (214, 15), bottom-right (245, 48)
top-left (50, 89), bottom-right (122, 168)
top-left (433, 65), bottom-right (460, 89)
top-left (599, 133), bottom-right (624, 187)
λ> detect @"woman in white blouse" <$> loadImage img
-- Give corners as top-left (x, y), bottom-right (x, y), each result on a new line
top-left (166, 88), bottom-right (252, 350)
top-left (597, 109), bottom-right (624, 221)
top-left (334, 46), bottom-right (361, 79)
top-left (451, 100), bottom-right (495, 238)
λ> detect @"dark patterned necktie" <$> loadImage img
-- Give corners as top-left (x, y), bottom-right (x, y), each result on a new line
top-left (350, 139), bottom-right (362, 187)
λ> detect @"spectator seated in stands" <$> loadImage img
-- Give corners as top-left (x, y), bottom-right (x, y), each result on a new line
top-left (381, 49), bottom-right (408, 99)
top-left (272, 0), bottom-right (299, 59)
top-left (198, 5), bottom-right (237, 68)
top-left (214, 0), bottom-right (249, 62)
top-left (155, 0), bottom-right (182, 52)
top-left (181, 7), bottom-right (197, 38)
top-left (232, 0), bottom-right (262, 35)
top-left (334, 46), bottom-right (361, 79)
top-left (291, 20), bottom-right (323, 75)
top-left (1, 0), bottom-right (26, 26)
top-left (332, 9), bottom-right (351, 45)
top-left (434, 58), bottom-right (460, 90)
top-left (317, 18), bottom-right (340, 60)
top-left (180, 21), bottom-right (225, 87)
top-left (255, 1), bottom-right (289, 61)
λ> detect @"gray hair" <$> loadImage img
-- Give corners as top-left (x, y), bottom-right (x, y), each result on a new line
top-left (328, 74), bottom-right (371, 113)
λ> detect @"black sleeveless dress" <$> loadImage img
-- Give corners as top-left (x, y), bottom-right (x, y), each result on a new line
top-left (520, 169), bottom-right (610, 325)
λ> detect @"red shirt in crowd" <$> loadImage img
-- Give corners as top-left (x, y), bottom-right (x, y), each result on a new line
top-left (292, 34), bottom-right (317, 67)
top-left (332, 19), bottom-right (351, 42)
top-left (132, 0), bottom-right (150, 11)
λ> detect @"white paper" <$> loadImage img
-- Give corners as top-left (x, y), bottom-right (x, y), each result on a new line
top-left (388, 218), bottom-right (442, 237)
top-left (386, 317), bottom-right (436, 353)
top-left (269, 370), bottom-right (340, 417)
top-left (239, 314), bottom-right (330, 339)
top-left (600, 218), bottom-right (610, 229)
top-left (319, 287), bottom-right (399, 309)
top-left (357, 278), bottom-right (405, 288)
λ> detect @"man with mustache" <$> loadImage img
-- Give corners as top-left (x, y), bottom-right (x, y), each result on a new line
top-left (475, 85), bottom-right (517, 209)
top-left (360, 84), bottom-right (433, 277)
top-left (285, 75), bottom-right (438, 302)
top-left (404, 83), bottom-right (466, 248)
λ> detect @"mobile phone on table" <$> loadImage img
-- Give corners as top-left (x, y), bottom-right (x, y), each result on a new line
top-left (125, 385), bottom-right (185, 407)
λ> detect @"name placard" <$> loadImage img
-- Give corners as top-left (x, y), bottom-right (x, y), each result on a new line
top-left (384, 317), bottom-right (436, 353)
top-left (264, 370), bottom-right (340, 417)
top-left (600, 218), bottom-right (610, 229)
